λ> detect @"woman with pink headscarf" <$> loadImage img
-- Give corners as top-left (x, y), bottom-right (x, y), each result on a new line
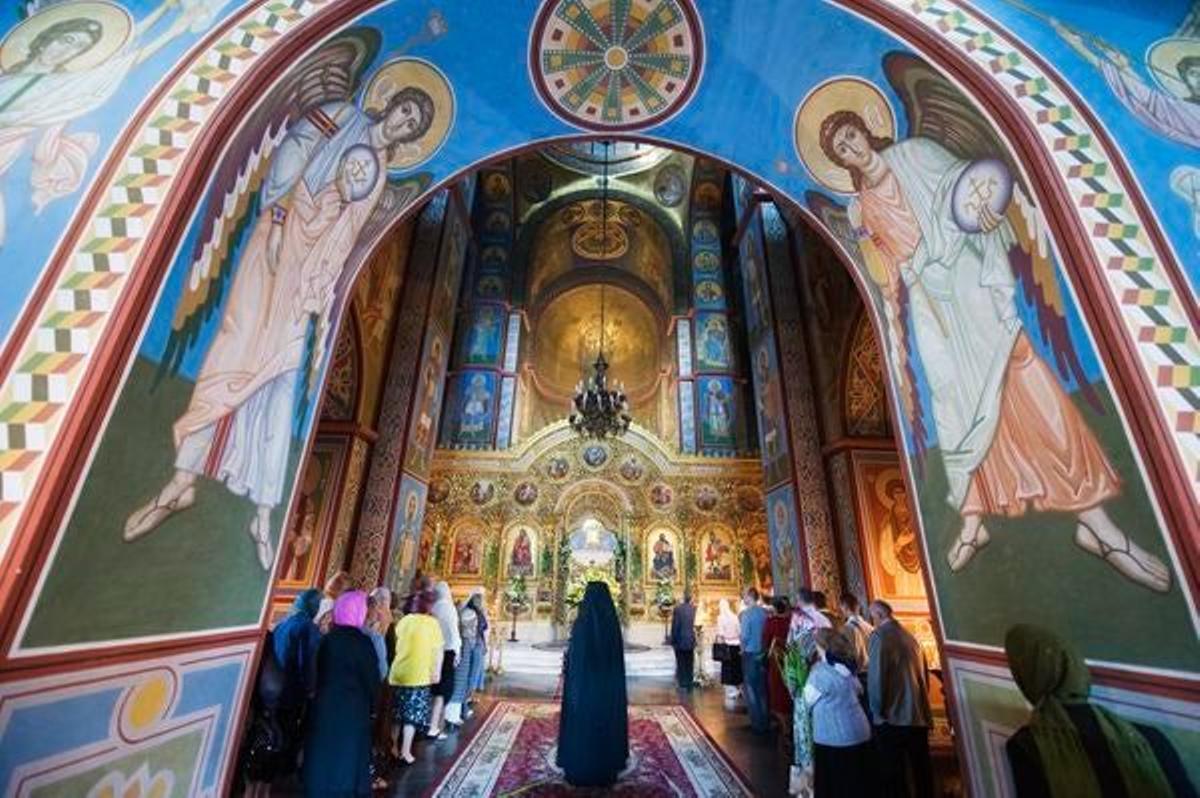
top-left (301, 590), bottom-right (384, 796)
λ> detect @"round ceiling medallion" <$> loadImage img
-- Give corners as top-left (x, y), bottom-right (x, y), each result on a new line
top-left (530, 0), bottom-right (704, 132)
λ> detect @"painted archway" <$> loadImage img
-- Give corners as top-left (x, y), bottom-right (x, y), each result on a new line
top-left (0, 1), bottom-right (1195, 795)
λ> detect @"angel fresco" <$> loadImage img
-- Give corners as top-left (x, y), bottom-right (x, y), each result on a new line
top-left (0, 0), bottom-right (230, 247)
top-left (122, 29), bottom-right (454, 570)
top-left (796, 54), bottom-right (1170, 593)
top-left (1004, 0), bottom-right (1200, 149)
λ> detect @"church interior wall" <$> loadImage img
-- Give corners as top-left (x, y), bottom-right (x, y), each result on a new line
top-left (0, 2), bottom-right (1193, 794)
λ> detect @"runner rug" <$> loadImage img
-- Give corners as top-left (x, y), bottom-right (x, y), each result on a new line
top-left (429, 701), bottom-right (755, 797)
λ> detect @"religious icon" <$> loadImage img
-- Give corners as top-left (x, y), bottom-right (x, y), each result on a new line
top-left (569, 517), bottom-right (616, 568)
top-left (649, 482), bottom-right (674, 508)
top-left (465, 306), bottom-right (502, 364)
top-left (695, 485), bottom-right (719, 512)
top-left (410, 334), bottom-right (445, 466)
top-left (700, 378), bottom-right (734, 446)
top-left (123, 46), bottom-right (454, 571)
top-left (693, 250), bottom-right (719, 273)
top-left (427, 477), bottom-right (450, 504)
top-left (0, 0), bottom-right (232, 247)
top-left (702, 528), bottom-right (733, 583)
top-left (795, 62), bottom-right (1170, 592)
top-left (279, 454), bottom-right (326, 582)
top-left (877, 474), bottom-right (924, 598)
top-left (452, 527), bottom-right (483, 576)
top-left (509, 527), bottom-right (535, 577)
top-left (547, 456), bottom-right (570, 480)
top-left (476, 275), bottom-right (505, 298)
top-left (694, 279), bottom-right (724, 306)
top-left (459, 372), bottom-right (494, 440)
top-left (653, 164), bottom-right (686, 206)
top-left (750, 531), bottom-right (773, 592)
top-left (695, 313), bottom-right (731, 369)
top-left (582, 444), bottom-right (608, 468)
top-left (692, 219), bottom-right (719, 244)
top-left (470, 480), bottom-right (494, 505)
top-left (513, 481), bottom-right (538, 506)
top-left (618, 455), bottom-right (645, 482)
top-left (483, 171), bottom-right (510, 200)
top-left (650, 530), bottom-right (677, 579)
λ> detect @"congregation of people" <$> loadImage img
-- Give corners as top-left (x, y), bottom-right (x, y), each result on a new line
top-left (688, 586), bottom-right (931, 797)
top-left (240, 570), bottom-right (489, 797)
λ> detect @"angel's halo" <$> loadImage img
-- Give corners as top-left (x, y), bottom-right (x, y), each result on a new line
top-left (0, 0), bottom-right (132, 74)
top-left (793, 76), bottom-right (896, 195)
top-left (362, 57), bottom-right (456, 172)
top-left (1146, 37), bottom-right (1199, 101)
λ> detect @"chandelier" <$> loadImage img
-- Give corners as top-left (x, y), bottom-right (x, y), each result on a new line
top-left (569, 142), bottom-right (632, 439)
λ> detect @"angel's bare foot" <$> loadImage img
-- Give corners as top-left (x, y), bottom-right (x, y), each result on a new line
top-left (249, 506), bottom-right (274, 571)
top-left (124, 471), bottom-right (196, 541)
top-left (1075, 507), bottom-right (1170, 593)
top-left (947, 515), bottom-right (990, 572)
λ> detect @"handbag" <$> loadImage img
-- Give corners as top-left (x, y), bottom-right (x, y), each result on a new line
top-left (712, 642), bottom-right (731, 663)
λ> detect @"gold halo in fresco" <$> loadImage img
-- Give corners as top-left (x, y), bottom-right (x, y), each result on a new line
top-left (530, 0), bottom-right (704, 131)
top-left (793, 76), bottom-right (895, 195)
top-left (0, 0), bottom-right (132, 73)
top-left (873, 466), bottom-right (905, 508)
top-left (362, 57), bottom-right (455, 171)
top-left (1147, 37), bottom-right (1200, 100)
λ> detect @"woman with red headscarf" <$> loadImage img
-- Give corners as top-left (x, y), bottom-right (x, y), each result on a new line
top-left (301, 590), bottom-right (382, 796)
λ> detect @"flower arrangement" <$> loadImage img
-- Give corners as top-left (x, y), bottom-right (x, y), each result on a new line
top-left (653, 576), bottom-right (675, 610)
top-left (504, 574), bottom-right (529, 613)
top-left (565, 567), bottom-right (620, 608)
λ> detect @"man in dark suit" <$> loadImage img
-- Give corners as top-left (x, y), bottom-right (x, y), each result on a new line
top-left (868, 599), bottom-right (934, 798)
top-left (670, 591), bottom-right (698, 691)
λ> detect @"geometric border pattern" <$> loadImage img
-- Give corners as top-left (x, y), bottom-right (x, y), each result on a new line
top-left (0, 0), bottom-right (329, 557)
top-left (881, 0), bottom-right (1200, 505)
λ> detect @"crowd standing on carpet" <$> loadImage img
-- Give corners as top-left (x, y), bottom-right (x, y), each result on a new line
top-left (704, 587), bottom-right (1193, 798)
top-left (238, 570), bottom-right (490, 797)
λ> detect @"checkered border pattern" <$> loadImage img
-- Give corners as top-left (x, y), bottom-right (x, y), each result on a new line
top-left (884, 0), bottom-right (1200, 501)
top-left (0, 0), bottom-right (327, 553)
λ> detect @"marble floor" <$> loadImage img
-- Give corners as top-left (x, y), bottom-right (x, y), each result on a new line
top-left (384, 672), bottom-right (790, 797)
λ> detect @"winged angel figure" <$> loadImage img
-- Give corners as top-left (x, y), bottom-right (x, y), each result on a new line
top-left (804, 53), bottom-right (1170, 592)
top-left (123, 29), bottom-right (438, 569)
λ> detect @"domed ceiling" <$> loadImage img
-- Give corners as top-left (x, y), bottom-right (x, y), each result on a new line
top-left (541, 141), bottom-right (671, 176)
top-left (532, 284), bottom-right (662, 401)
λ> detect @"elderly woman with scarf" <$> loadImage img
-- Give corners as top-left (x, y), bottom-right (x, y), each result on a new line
top-left (266, 588), bottom-right (322, 776)
top-left (302, 591), bottom-right (382, 797)
top-left (445, 588), bottom-right (487, 727)
top-left (1005, 624), bottom-right (1193, 798)
top-left (427, 581), bottom-right (462, 738)
top-left (787, 589), bottom-right (833, 797)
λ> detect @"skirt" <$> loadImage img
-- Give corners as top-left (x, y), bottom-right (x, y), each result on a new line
top-left (813, 740), bottom-right (876, 796)
top-left (434, 650), bottom-right (457, 700)
top-left (392, 686), bottom-right (432, 728)
top-left (720, 645), bottom-right (743, 685)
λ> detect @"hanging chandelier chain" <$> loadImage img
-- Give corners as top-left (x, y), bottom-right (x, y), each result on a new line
top-left (568, 139), bottom-right (630, 440)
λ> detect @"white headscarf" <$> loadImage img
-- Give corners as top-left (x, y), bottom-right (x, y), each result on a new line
top-left (432, 581), bottom-right (462, 655)
top-left (717, 598), bottom-right (741, 642)
top-left (315, 597), bottom-right (336, 626)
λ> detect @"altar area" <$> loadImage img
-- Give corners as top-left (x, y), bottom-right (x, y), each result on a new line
top-left (404, 422), bottom-right (772, 653)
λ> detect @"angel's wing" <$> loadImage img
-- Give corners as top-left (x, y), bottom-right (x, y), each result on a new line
top-left (887, 49), bottom-right (1101, 410)
top-left (158, 28), bottom-right (382, 377)
top-left (1006, 189), bottom-right (1102, 410)
top-left (884, 51), bottom-right (1024, 191)
top-left (805, 191), bottom-right (927, 473)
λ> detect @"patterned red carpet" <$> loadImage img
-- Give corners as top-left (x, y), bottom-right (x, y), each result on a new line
top-left (429, 701), bottom-right (755, 797)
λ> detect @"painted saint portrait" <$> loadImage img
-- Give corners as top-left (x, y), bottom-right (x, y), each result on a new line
top-left (0, 0), bottom-right (233, 248)
top-left (767, 486), bottom-right (798, 597)
top-left (699, 377), bottom-right (735, 448)
top-left (387, 474), bottom-right (428, 589)
top-left (701, 526), bottom-right (734, 584)
top-left (451, 525), bottom-right (484, 577)
top-left (852, 453), bottom-right (927, 606)
top-left (513, 481), bottom-right (538, 506)
top-left (569, 517), bottom-right (616, 568)
top-left (695, 312), bottom-right (731, 370)
top-left (649, 482), bottom-right (674, 509)
top-left (464, 304), bottom-right (504, 365)
top-left (455, 371), bottom-right (496, 444)
top-left (649, 528), bottom-right (678, 581)
top-left (508, 526), bottom-right (536, 578)
top-left (122, 48), bottom-right (453, 571)
top-left (407, 331), bottom-right (446, 476)
top-left (278, 446), bottom-right (337, 585)
top-left (797, 62), bottom-right (1170, 594)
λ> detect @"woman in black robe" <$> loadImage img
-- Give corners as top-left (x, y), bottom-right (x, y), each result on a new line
top-left (556, 581), bottom-right (628, 787)
top-left (301, 590), bottom-right (381, 797)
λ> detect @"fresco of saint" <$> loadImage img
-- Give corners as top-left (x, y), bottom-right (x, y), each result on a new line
top-left (702, 379), bottom-right (733, 443)
top-left (459, 373), bottom-right (493, 439)
top-left (651, 531), bottom-right (676, 579)
top-left (0, 0), bottom-right (229, 246)
top-left (122, 42), bottom-right (452, 570)
top-left (798, 64), bottom-right (1170, 592)
top-left (510, 528), bottom-right (534, 577)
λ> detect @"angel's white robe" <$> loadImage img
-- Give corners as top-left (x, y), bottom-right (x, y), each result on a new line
top-left (862, 138), bottom-right (1118, 514)
top-left (0, 49), bottom-right (137, 244)
top-left (173, 101), bottom-right (383, 507)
